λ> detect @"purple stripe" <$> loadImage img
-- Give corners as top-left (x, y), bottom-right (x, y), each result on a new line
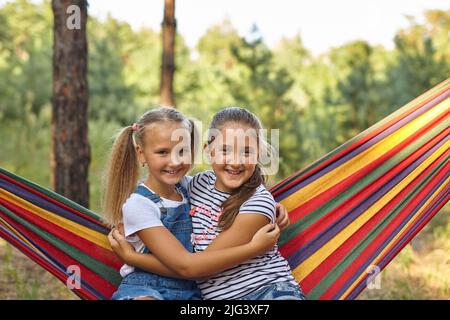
top-left (334, 171), bottom-right (450, 300)
top-left (344, 186), bottom-right (449, 300)
top-left (275, 91), bottom-right (449, 202)
top-left (287, 135), bottom-right (448, 268)
top-left (0, 179), bottom-right (109, 234)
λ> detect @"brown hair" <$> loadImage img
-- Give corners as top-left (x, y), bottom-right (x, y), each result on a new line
top-left (208, 107), bottom-right (270, 230)
top-left (102, 107), bottom-right (196, 226)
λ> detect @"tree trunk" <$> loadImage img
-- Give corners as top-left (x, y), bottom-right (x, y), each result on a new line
top-left (160, 0), bottom-right (176, 107)
top-left (51, 0), bottom-right (90, 208)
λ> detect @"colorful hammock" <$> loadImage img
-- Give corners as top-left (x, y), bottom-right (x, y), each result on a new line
top-left (1, 79), bottom-right (449, 300)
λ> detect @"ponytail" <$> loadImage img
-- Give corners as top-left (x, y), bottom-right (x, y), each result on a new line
top-left (102, 126), bottom-right (139, 226)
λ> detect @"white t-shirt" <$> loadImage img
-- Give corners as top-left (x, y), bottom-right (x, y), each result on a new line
top-left (189, 171), bottom-right (297, 300)
top-left (119, 177), bottom-right (190, 277)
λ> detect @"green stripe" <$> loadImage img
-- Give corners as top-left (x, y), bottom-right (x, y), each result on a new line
top-left (307, 154), bottom-right (449, 299)
top-left (0, 204), bottom-right (121, 286)
top-left (272, 80), bottom-right (448, 193)
top-left (279, 119), bottom-right (448, 246)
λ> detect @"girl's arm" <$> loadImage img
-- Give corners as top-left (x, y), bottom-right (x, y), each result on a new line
top-left (108, 231), bottom-right (181, 278)
top-left (205, 213), bottom-right (272, 251)
top-left (109, 204), bottom-right (289, 279)
top-left (109, 222), bottom-right (279, 280)
top-left (206, 199), bottom-right (288, 251)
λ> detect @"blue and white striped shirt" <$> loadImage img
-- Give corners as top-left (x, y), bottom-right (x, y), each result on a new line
top-left (188, 171), bottom-right (297, 300)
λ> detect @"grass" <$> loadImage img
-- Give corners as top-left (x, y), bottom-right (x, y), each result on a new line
top-left (0, 238), bottom-right (77, 299)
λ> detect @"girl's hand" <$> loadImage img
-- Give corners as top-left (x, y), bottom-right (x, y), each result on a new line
top-left (275, 203), bottom-right (290, 231)
top-left (116, 223), bottom-right (125, 235)
top-left (107, 228), bottom-right (136, 263)
top-left (250, 224), bottom-right (280, 255)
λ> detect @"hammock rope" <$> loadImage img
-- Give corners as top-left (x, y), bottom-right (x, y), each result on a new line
top-left (1, 78), bottom-right (449, 300)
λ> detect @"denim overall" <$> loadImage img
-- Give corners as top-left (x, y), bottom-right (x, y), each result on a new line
top-left (112, 184), bottom-right (202, 300)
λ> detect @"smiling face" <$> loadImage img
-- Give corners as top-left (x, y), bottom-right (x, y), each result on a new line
top-left (207, 122), bottom-right (259, 193)
top-left (136, 121), bottom-right (192, 195)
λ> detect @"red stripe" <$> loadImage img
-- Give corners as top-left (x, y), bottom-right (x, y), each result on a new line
top-left (0, 173), bottom-right (108, 229)
top-left (280, 124), bottom-right (449, 259)
top-left (0, 198), bottom-right (122, 270)
top-left (346, 188), bottom-right (450, 300)
top-left (298, 150), bottom-right (449, 295)
top-left (319, 161), bottom-right (449, 299)
top-left (0, 213), bottom-right (118, 299)
top-left (271, 84), bottom-right (449, 197)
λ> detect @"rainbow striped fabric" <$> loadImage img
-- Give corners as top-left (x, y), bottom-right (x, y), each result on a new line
top-left (1, 78), bottom-right (449, 299)
top-left (272, 78), bottom-right (449, 299)
top-left (0, 169), bottom-right (123, 300)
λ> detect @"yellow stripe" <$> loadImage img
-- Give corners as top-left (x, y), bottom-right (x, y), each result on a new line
top-left (0, 216), bottom-right (36, 248)
top-left (291, 140), bottom-right (450, 282)
top-left (281, 98), bottom-right (449, 212)
top-left (0, 216), bottom-right (50, 260)
top-left (0, 217), bottom-right (32, 247)
top-left (339, 175), bottom-right (450, 299)
top-left (0, 189), bottom-right (112, 251)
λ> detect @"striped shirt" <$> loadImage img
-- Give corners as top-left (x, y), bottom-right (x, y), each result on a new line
top-left (189, 171), bottom-right (297, 300)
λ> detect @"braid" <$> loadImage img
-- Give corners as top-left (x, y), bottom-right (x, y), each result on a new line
top-left (218, 166), bottom-right (265, 230)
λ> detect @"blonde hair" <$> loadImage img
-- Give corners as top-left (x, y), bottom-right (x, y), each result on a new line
top-left (102, 107), bottom-right (194, 226)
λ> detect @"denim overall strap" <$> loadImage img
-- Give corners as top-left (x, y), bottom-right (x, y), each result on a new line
top-left (135, 185), bottom-right (162, 204)
top-left (134, 185), bottom-right (164, 256)
top-left (175, 183), bottom-right (189, 201)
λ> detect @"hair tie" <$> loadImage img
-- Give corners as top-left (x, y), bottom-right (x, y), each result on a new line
top-left (131, 123), bottom-right (140, 132)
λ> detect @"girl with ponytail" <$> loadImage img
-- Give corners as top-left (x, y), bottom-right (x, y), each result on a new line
top-left (109, 107), bottom-right (304, 300)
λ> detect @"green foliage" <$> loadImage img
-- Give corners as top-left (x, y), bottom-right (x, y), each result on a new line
top-left (386, 11), bottom-right (450, 108)
top-left (0, 105), bottom-right (52, 188)
top-left (0, 0), bottom-right (52, 121)
top-left (88, 16), bottom-right (139, 124)
top-left (219, 26), bottom-right (303, 178)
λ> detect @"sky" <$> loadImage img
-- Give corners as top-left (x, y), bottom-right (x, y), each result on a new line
top-left (1, 0), bottom-right (448, 54)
